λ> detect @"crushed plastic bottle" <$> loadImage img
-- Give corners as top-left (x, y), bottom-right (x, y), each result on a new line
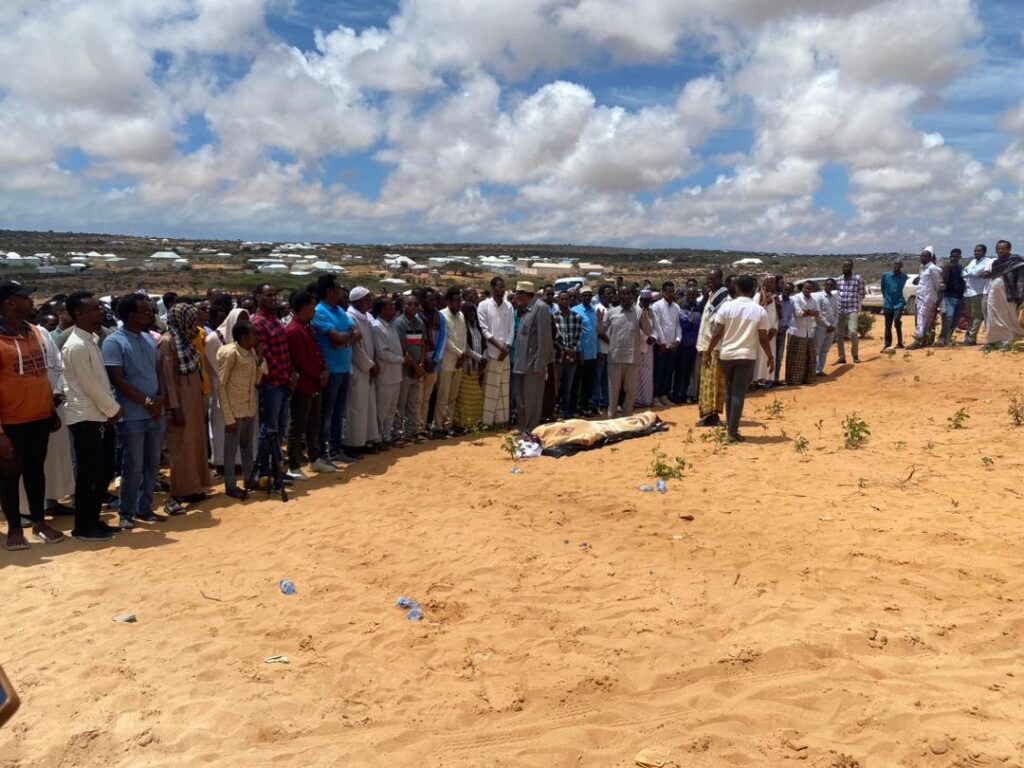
top-left (637, 485), bottom-right (654, 493)
top-left (397, 596), bottom-right (424, 621)
top-left (279, 579), bottom-right (296, 595)
top-left (656, 479), bottom-right (668, 494)
top-left (510, 467), bottom-right (523, 475)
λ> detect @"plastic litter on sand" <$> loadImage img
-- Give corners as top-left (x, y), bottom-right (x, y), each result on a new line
top-left (113, 613), bottom-right (137, 623)
top-left (396, 596), bottom-right (424, 621)
top-left (637, 485), bottom-right (654, 493)
top-left (279, 579), bottom-right (297, 595)
top-left (510, 467), bottom-right (523, 475)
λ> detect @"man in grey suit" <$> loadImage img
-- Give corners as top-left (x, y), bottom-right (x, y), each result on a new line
top-left (512, 281), bottom-right (554, 431)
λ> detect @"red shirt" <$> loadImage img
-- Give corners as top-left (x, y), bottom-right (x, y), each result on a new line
top-left (252, 309), bottom-right (291, 386)
top-left (285, 319), bottom-right (325, 394)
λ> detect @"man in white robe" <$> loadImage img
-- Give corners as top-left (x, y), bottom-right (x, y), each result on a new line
top-left (344, 287), bottom-right (380, 452)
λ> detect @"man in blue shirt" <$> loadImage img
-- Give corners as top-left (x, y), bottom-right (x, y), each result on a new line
top-left (571, 288), bottom-right (598, 416)
top-left (312, 275), bottom-right (359, 465)
top-left (103, 294), bottom-right (168, 528)
top-left (880, 259), bottom-right (909, 350)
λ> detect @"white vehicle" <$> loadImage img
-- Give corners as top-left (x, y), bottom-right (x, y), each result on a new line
top-left (552, 276), bottom-right (588, 293)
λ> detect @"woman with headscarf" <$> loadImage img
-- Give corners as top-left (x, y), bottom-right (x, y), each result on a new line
top-left (752, 275), bottom-right (778, 387)
top-left (160, 304), bottom-right (211, 509)
top-left (205, 307), bottom-right (249, 471)
top-left (634, 288), bottom-right (655, 408)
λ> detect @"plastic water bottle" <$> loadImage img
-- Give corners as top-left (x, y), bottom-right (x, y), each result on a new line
top-left (279, 579), bottom-right (296, 595)
top-left (637, 485), bottom-right (654, 493)
top-left (397, 596), bottom-right (415, 608)
top-left (656, 479), bottom-right (668, 494)
top-left (510, 467), bottom-right (523, 475)
top-left (407, 606), bottom-right (424, 621)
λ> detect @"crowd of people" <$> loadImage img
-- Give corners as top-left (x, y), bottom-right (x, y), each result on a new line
top-left (1, 239), bottom-right (1021, 551)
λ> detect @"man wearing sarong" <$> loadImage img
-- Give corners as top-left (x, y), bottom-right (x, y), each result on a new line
top-left (478, 277), bottom-right (515, 427)
top-left (696, 269), bottom-right (729, 427)
top-left (786, 280), bottom-right (819, 386)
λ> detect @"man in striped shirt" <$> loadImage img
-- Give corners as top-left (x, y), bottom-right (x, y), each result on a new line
top-left (554, 291), bottom-right (583, 417)
top-left (835, 261), bottom-right (866, 364)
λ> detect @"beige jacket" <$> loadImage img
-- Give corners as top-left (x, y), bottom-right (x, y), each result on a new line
top-left (216, 343), bottom-right (262, 425)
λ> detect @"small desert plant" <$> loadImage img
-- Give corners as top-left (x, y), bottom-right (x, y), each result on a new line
top-left (794, 436), bottom-right (810, 454)
top-left (649, 447), bottom-right (691, 481)
top-left (947, 408), bottom-right (970, 430)
top-left (858, 478), bottom-right (868, 490)
top-left (815, 419), bottom-right (824, 438)
top-left (763, 397), bottom-right (785, 419)
top-left (500, 432), bottom-right (518, 460)
top-left (893, 440), bottom-right (907, 450)
top-left (842, 413), bottom-right (870, 449)
top-left (925, 441), bottom-right (936, 453)
top-left (856, 312), bottom-right (875, 339)
top-left (1009, 392), bottom-right (1024, 426)
top-left (699, 426), bottom-right (730, 446)
top-left (981, 456), bottom-right (994, 469)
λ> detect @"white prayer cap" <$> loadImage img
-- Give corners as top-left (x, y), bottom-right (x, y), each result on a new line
top-left (923, 245), bottom-right (935, 256)
top-left (350, 286), bottom-right (370, 301)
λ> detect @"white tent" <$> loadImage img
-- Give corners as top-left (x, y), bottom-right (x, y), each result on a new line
top-left (732, 257), bottom-right (764, 266)
top-left (381, 277), bottom-right (408, 285)
top-left (657, 258), bottom-right (673, 265)
top-left (150, 251), bottom-right (179, 260)
top-left (311, 261), bottom-right (347, 274)
top-left (257, 262), bottom-right (289, 273)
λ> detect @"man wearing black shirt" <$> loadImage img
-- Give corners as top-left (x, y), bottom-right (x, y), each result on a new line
top-left (939, 248), bottom-right (966, 346)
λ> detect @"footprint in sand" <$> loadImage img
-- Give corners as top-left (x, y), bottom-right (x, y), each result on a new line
top-left (866, 629), bottom-right (888, 649)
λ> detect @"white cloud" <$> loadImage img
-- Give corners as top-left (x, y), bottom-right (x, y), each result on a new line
top-left (0, 0), bottom-right (1018, 250)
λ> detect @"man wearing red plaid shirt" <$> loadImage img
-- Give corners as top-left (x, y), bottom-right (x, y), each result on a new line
top-left (251, 284), bottom-right (296, 482)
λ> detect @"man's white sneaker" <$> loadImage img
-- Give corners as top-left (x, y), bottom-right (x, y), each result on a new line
top-left (309, 459), bottom-right (336, 474)
top-left (286, 468), bottom-right (310, 481)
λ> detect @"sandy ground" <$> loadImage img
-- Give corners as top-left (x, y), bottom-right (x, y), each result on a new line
top-left (3, 328), bottom-right (1024, 768)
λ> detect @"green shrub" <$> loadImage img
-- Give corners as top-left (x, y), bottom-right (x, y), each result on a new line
top-left (856, 312), bottom-right (875, 338)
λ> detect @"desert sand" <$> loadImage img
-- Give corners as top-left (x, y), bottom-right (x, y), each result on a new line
top-left (3, 334), bottom-right (1024, 768)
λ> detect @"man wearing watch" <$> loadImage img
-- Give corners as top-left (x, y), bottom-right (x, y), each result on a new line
top-left (103, 294), bottom-right (168, 529)
top-left (1, 280), bottom-right (66, 551)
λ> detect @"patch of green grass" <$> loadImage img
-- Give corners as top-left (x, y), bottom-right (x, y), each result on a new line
top-left (649, 447), bottom-right (691, 481)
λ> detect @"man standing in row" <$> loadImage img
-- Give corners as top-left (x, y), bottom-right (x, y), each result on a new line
top-left (512, 282), bottom-right (554, 432)
top-left (104, 294), bottom-right (167, 527)
top-left (703, 275), bottom-right (773, 443)
top-left (814, 278), bottom-right (838, 375)
top-left (962, 244), bottom-right (993, 345)
top-left (696, 269), bottom-right (729, 427)
top-left (572, 288), bottom-right (598, 416)
top-left (478, 277), bottom-right (515, 427)
top-left (602, 286), bottom-right (653, 419)
top-left (434, 287), bottom-right (466, 435)
top-left (554, 291), bottom-right (582, 417)
top-left (650, 281), bottom-right (680, 407)
top-left (911, 247), bottom-right (943, 348)
top-left (252, 284), bottom-right (294, 480)
top-left (880, 260), bottom-right (908, 350)
top-left (63, 292), bottom-right (122, 541)
top-left (313, 276), bottom-right (358, 465)
top-left (835, 260), bottom-right (865, 364)
top-left (786, 280), bottom-right (819, 385)
top-left (939, 248), bottom-right (966, 346)
top-left (1, 281), bottom-right (66, 550)
top-left (345, 287), bottom-right (380, 453)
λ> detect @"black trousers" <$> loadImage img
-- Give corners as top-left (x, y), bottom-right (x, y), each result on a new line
top-left (0, 418), bottom-right (51, 533)
top-left (69, 421), bottom-right (116, 536)
top-left (673, 346), bottom-right (697, 400)
top-left (883, 309), bottom-right (904, 348)
top-left (575, 358), bottom-right (597, 412)
top-left (288, 391), bottom-right (321, 469)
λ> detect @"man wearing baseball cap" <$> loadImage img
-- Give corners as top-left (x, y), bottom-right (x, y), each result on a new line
top-left (0, 280), bottom-right (66, 550)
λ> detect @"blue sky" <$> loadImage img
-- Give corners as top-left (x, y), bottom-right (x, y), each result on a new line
top-left (2, 0), bottom-right (1022, 251)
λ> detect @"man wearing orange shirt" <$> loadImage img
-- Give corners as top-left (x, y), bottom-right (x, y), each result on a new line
top-left (1, 281), bottom-right (65, 551)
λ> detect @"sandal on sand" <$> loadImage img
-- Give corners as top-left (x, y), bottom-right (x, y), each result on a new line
top-left (33, 528), bottom-right (65, 544)
top-left (164, 500), bottom-right (187, 516)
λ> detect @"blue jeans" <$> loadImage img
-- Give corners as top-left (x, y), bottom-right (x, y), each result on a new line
top-left (259, 382), bottom-right (291, 474)
top-left (653, 346), bottom-right (677, 399)
top-left (941, 297), bottom-right (964, 342)
top-left (118, 416), bottom-right (167, 520)
top-left (319, 371), bottom-right (350, 455)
